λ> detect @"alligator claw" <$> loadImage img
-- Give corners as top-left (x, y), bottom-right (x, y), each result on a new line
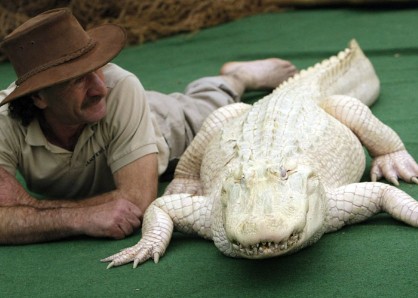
top-left (388, 176), bottom-right (400, 186)
top-left (371, 150), bottom-right (418, 185)
top-left (102, 241), bottom-right (166, 269)
top-left (153, 252), bottom-right (160, 263)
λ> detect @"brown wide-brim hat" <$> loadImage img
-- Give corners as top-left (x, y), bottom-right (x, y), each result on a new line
top-left (0, 8), bottom-right (126, 106)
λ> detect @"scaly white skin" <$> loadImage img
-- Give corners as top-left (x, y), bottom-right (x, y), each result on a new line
top-left (102, 40), bottom-right (418, 268)
top-left (326, 182), bottom-right (418, 230)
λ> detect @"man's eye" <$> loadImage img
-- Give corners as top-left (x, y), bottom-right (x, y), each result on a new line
top-left (73, 76), bottom-right (86, 85)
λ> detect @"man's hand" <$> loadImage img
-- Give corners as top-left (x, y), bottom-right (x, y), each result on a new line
top-left (76, 199), bottom-right (142, 239)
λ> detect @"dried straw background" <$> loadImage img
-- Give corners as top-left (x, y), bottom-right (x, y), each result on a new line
top-left (0, 0), bottom-right (414, 62)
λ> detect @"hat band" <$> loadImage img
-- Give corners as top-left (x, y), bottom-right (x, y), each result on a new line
top-left (15, 39), bottom-right (97, 86)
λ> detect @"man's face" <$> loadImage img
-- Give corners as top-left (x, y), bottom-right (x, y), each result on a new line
top-left (36, 68), bottom-right (108, 126)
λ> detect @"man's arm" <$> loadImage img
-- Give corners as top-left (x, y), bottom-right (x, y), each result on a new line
top-left (0, 153), bottom-right (158, 244)
top-left (112, 152), bottom-right (158, 214)
top-left (33, 153), bottom-right (159, 211)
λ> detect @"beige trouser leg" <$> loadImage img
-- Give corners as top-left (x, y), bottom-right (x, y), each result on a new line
top-left (147, 76), bottom-right (240, 162)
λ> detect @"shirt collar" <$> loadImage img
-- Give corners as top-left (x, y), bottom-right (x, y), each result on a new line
top-left (26, 118), bottom-right (97, 153)
top-left (26, 119), bottom-right (48, 147)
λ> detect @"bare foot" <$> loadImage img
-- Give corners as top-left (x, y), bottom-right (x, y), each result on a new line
top-left (220, 58), bottom-right (298, 90)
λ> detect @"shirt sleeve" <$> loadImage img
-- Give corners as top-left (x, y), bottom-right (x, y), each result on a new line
top-left (103, 71), bottom-right (159, 173)
top-left (0, 114), bottom-right (20, 175)
top-left (0, 83), bottom-right (20, 175)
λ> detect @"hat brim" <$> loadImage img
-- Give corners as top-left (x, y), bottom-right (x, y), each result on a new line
top-left (1, 23), bottom-right (126, 105)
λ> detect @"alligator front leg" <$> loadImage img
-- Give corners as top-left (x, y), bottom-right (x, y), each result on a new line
top-left (101, 193), bottom-right (213, 268)
top-left (101, 202), bottom-right (174, 269)
top-left (321, 95), bottom-right (418, 185)
top-left (326, 182), bottom-right (418, 232)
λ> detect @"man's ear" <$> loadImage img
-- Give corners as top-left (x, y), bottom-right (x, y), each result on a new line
top-left (31, 92), bottom-right (48, 109)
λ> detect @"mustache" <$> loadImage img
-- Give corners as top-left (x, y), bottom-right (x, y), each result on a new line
top-left (81, 95), bottom-right (104, 109)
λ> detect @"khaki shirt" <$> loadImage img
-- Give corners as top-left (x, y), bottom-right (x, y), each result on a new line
top-left (0, 63), bottom-right (169, 198)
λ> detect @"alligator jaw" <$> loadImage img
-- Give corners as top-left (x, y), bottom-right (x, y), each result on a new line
top-left (231, 233), bottom-right (301, 258)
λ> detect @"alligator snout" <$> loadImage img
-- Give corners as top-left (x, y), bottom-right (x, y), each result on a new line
top-left (227, 215), bottom-right (304, 251)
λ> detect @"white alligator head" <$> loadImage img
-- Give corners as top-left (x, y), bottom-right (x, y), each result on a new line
top-left (213, 158), bottom-right (327, 258)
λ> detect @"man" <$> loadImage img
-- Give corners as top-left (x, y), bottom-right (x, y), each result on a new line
top-left (0, 8), bottom-right (297, 244)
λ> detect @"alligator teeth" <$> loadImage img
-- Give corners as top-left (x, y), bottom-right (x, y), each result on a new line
top-left (232, 233), bottom-right (301, 256)
top-left (337, 50), bottom-right (347, 60)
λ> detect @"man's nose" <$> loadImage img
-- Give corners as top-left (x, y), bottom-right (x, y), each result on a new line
top-left (86, 71), bottom-right (107, 96)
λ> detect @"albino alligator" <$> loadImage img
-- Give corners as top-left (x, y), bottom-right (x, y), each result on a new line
top-left (102, 40), bottom-right (418, 268)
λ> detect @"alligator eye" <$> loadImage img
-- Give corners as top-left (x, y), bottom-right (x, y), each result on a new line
top-left (240, 176), bottom-right (246, 186)
top-left (280, 166), bottom-right (288, 180)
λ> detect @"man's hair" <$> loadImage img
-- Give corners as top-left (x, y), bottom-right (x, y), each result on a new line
top-left (8, 96), bottom-right (41, 127)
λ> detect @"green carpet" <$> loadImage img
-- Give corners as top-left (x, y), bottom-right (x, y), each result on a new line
top-left (0, 7), bottom-right (417, 298)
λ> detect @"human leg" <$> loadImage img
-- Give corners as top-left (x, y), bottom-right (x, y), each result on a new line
top-left (147, 76), bottom-right (242, 165)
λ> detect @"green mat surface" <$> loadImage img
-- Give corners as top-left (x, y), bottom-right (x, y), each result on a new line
top-left (0, 7), bottom-right (417, 298)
